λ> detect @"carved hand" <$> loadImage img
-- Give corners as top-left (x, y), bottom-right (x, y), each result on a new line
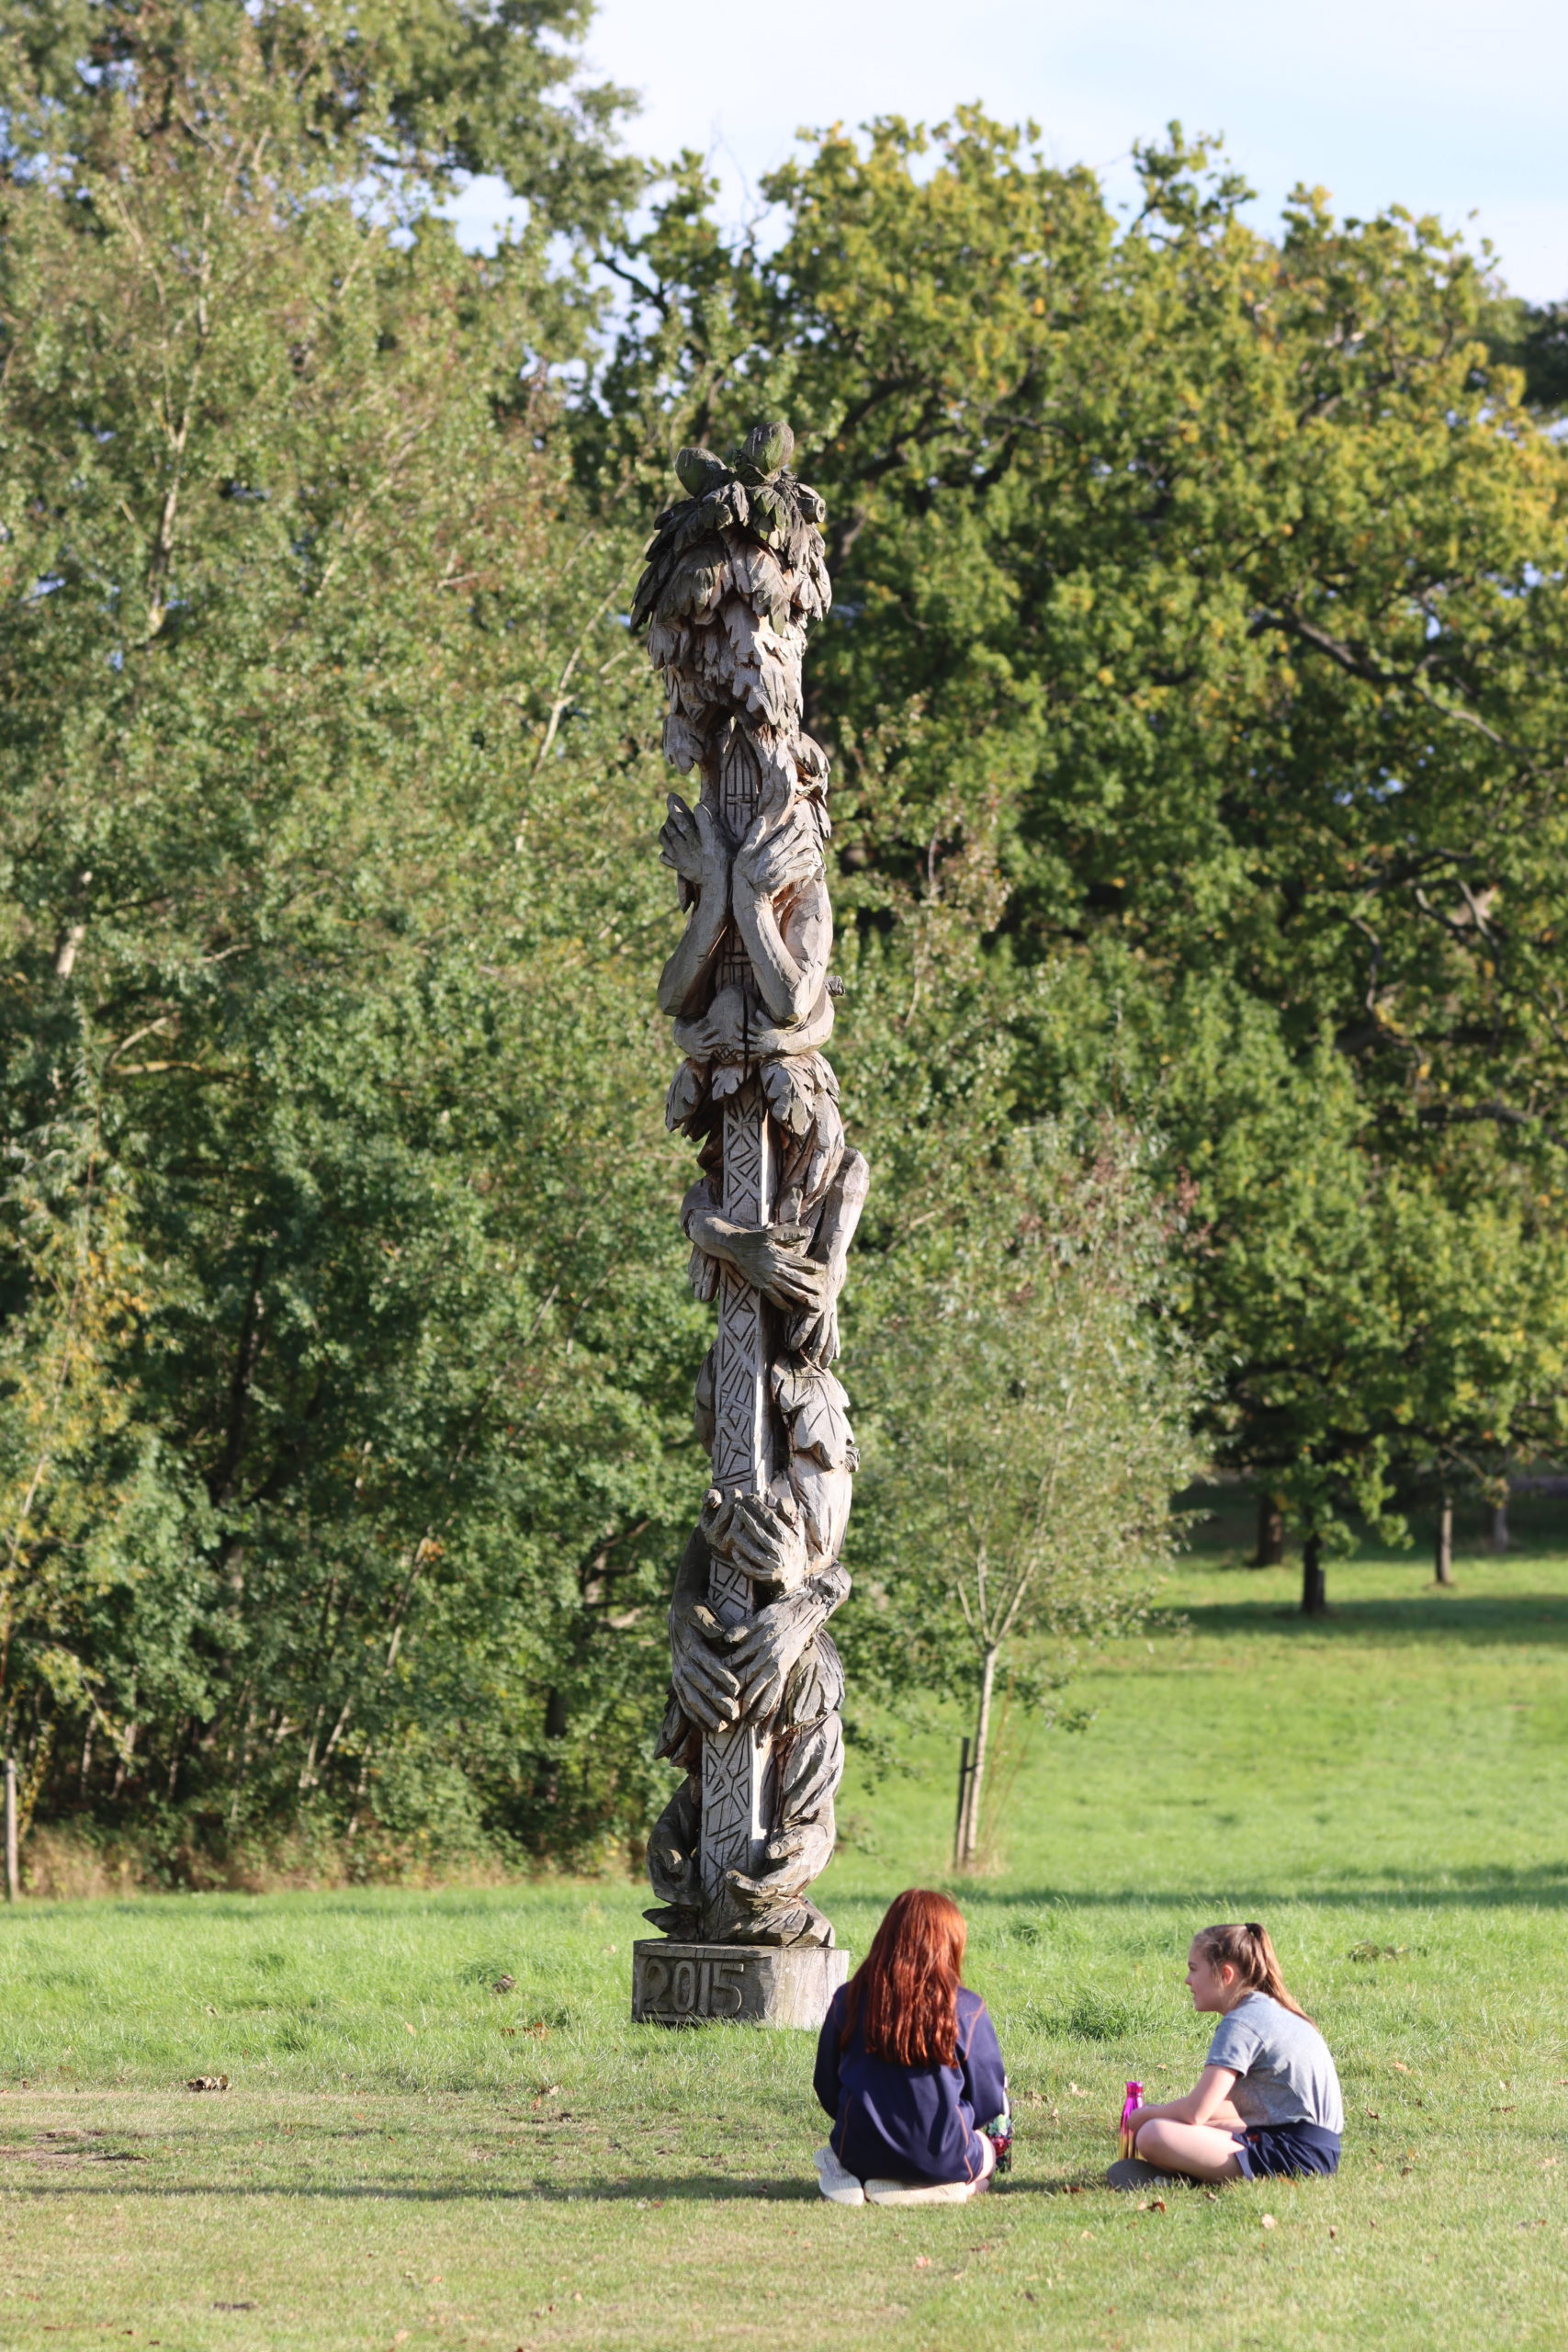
top-left (787, 1295), bottom-right (840, 1367)
top-left (709, 1490), bottom-right (811, 1590)
top-left (674, 988), bottom-right (836, 1067)
top-left (725, 1588), bottom-right (827, 1725)
top-left (674, 983), bottom-right (749, 1063)
top-left (733, 802), bottom-right (822, 905)
top-left (716, 1222), bottom-right (831, 1313)
top-left (660, 794), bottom-right (729, 892)
top-left (668, 1591), bottom-right (746, 1733)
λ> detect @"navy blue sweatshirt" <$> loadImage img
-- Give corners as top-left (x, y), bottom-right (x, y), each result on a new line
top-left (813, 1983), bottom-right (1007, 2186)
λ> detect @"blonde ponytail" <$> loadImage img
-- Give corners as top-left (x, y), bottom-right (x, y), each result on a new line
top-left (1194, 1922), bottom-right (1310, 2021)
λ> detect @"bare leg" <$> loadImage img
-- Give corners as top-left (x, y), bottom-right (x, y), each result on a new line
top-left (1134, 2119), bottom-right (1245, 2182)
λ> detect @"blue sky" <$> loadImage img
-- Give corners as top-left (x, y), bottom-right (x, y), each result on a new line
top-left (453, 0), bottom-right (1566, 301)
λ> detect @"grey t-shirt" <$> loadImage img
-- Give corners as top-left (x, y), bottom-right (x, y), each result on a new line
top-left (1205, 1992), bottom-right (1344, 2132)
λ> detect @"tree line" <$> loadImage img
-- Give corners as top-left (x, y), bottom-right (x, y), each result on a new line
top-left (3, 0), bottom-right (1565, 1883)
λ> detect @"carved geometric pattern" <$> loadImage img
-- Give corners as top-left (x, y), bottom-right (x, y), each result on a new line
top-left (701, 1720), bottom-right (768, 1899)
top-left (720, 719), bottom-right (760, 839)
top-left (703, 1100), bottom-right (774, 1894)
top-left (711, 1090), bottom-right (773, 1506)
top-left (701, 753), bottom-right (773, 1900)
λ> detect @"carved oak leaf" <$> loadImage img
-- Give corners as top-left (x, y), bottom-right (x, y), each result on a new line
top-left (772, 1363), bottom-right (858, 1471)
top-left (665, 1058), bottom-right (708, 1135)
top-left (661, 708), bottom-right (704, 772)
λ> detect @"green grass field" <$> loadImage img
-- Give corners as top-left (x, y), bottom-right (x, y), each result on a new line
top-left (2, 1537), bottom-right (1566, 2349)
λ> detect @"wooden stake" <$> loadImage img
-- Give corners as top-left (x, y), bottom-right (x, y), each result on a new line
top-left (4, 1757), bottom-right (17, 1903)
top-left (953, 1736), bottom-right (972, 1870)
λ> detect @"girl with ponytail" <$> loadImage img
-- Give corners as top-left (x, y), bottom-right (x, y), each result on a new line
top-left (1111, 1922), bottom-right (1343, 2187)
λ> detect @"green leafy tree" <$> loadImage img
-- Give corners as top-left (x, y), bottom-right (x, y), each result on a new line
top-left (0, 0), bottom-right (707, 1873)
top-left (598, 118), bottom-right (1568, 1611)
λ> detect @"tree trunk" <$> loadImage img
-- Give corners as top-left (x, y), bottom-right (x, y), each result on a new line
top-left (536, 1687), bottom-right (569, 1808)
top-left (1301, 1532), bottom-right (1326, 1617)
top-left (961, 1647), bottom-right (999, 1868)
top-left (1434, 1495), bottom-right (1454, 1587)
top-left (1489, 1499), bottom-right (1510, 1555)
top-left (1250, 1491), bottom-right (1285, 1567)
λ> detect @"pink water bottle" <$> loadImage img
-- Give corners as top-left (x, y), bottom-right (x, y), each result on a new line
top-left (1119, 2081), bottom-right (1144, 2158)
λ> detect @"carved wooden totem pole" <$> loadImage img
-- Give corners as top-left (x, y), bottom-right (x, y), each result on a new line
top-left (629, 423), bottom-right (866, 2029)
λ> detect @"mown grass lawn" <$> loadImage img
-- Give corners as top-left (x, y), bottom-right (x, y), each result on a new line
top-left (2, 1544), bottom-right (1565, 2350)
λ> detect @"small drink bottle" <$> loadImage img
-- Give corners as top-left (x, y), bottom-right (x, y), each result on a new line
top-left (1118, 2081), bottom-right (1145, 2159)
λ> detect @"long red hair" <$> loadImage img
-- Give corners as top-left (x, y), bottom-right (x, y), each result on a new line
top-left (840, 1889), bottom-right (966, 2067)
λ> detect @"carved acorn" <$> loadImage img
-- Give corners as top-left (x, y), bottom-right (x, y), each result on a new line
top-left (739, 420), bottom-right (794, 478)
top-left (674, 445), bottom-right (728, 499)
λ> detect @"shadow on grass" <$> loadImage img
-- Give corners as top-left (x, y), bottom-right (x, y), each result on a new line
top-left (0, 2169), bottom-right (1129, 2204)
top-left (960, 1862), bottom-right (1568, 1914)
top-left (0, 2174), bottom-right (825, 2203)
top-left (1164, 1592), bottom-right (1568, 1648)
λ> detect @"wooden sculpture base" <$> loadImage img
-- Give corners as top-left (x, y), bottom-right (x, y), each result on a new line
top-left (631, 1939), bottom-right (849, 2030)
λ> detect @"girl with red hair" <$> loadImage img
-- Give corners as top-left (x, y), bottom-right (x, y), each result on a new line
top-left (813, 1889), bottom-right (1010, 2206)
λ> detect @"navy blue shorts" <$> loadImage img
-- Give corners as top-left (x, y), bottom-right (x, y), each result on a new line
top-left (1231, 2122), bottom-right (1341, 2180)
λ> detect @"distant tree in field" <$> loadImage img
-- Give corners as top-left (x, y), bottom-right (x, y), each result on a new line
top-left (854, 1125), bottom-right (1199, 1867)
top-left (596, 118), bottom-right (1568, 1616)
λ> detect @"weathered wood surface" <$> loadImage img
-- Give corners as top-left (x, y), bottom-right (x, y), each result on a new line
top-left (637, 422), bottom-right (866, 1959)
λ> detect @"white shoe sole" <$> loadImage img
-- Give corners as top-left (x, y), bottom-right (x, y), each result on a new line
top-left (814, 2146), bottom-right (865, 2205)
top-left (863, 2177), bottom-right (975, 2206)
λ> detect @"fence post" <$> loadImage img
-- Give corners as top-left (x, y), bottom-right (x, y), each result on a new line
top-left (4, 1757), bottom-right (17, 1903)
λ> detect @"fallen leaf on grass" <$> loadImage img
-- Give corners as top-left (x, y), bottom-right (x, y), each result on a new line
top-left (1135, 2199), bottom-right (1167, 2213)
top-left (402, 2023), bottom-right (417, 2038)
top-left (501, 2029), bottom-right (515, 2039)
top-left (1364, 2109), bottom-right (1380, 2120)
top-left (186, 2076), bottom-right (229, 2093)
top-left (1391, 2061), bottom-right (1411, 2074)
top-left (1261, 2213), bottom-right (1277, 2230)
top-left (1328, 2228), bottom-right (1337, 2240)
top-left (1491, 2105), bottom-right (1516, 2113)
top-left (492, 1975), bottom-right (515, 1995)
top-left (913, 2256), bottom-right (931, 2270)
